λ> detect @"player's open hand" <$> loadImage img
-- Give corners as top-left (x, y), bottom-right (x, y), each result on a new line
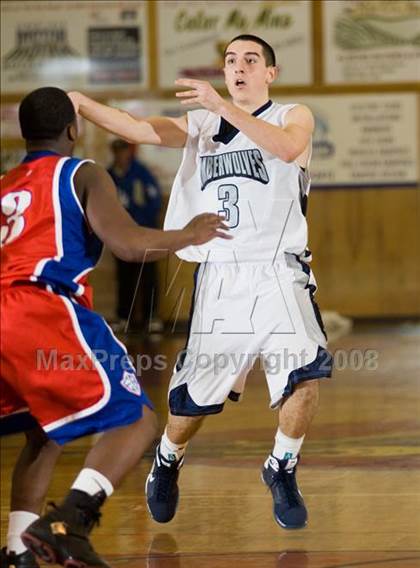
top-left (175, 79), bottom-right (225, 114)
top-left (67, 91), bottom-right (83, 113)
top-left (183, 213), bottom-right (232, 245)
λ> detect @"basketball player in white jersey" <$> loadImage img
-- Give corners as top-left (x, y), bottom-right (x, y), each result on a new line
top-left (69, 34), bottom-right (333, 530)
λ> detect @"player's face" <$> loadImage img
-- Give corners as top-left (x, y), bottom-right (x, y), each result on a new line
top-left (223, 40), bottom-right (277, 105)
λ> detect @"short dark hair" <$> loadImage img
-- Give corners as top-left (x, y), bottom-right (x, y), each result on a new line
top-left (224, 34), bottom-right (276, 67)
top-left (19, 86), bottom-right (75, 141)
top-left (110, 138), bottom-right (130, 151)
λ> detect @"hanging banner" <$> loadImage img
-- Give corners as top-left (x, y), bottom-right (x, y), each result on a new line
top-left (0, 1), bottom-right (148, 94)
top-left (284, 93), bottom-right (419, 188)
top-left (157, 0), bottom-right (313, 88)
top-left (323, 0), bottom-right (420, 84)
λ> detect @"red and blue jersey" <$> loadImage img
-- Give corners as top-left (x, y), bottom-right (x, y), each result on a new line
top-left (1, 150), bottom-right (152, 443)
top-left (0, 151), bottom-right (103, 307)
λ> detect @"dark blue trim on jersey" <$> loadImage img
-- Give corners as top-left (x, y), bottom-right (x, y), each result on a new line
top-left (169, 383), bottom-right (224, 416)
top-left (37, 157), bottom-right (103, 296)
top-left (213, 99), bottom-right (273, 145)
top-left (59, 158), bottom-right (102, 283)
top-left (175, 265), bottom-right (200, 372)
top-left (23, 150), bottom-right (61, 163)
top-left (48, 299), bottom-right (153, 445)
top-left (0, 411), bottom-right (39, 436)
top-left (283, 346), bottom-right (332, 398)
top-left (294, 254), bottom-right (328, 341)
top-left (228, 390), bottom-right (241, 402)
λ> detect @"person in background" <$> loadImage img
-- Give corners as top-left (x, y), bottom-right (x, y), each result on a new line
top-left (108, 139), bottom-right (163, 334)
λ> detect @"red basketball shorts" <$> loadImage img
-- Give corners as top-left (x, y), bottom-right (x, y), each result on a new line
top-left (1, 284), bottom-right (152, 444)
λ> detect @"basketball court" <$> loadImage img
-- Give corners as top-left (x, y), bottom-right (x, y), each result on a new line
top-left (2, 322), bottom-right (419, 567)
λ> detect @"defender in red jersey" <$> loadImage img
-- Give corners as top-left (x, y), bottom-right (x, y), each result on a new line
top-left (0, 87), bottom-right (230, 567)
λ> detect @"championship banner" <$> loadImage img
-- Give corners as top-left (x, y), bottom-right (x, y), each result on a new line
top-left (323, 0), bottom-right (420, 84)
top-left (157, 0), bottom-right (313, 88)
top-left (0, 0), bottom-right (148, 93)
top-left (290, 93), bottom-right (419, 188)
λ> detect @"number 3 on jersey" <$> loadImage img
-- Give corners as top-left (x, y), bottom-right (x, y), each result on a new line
top-left (218, 184), bottom-right (239, 229)
top-left (1, 190), bottom-right (32, 246)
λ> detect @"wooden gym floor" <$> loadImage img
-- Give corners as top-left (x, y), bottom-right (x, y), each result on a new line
top-left (1, 321), bottom-right (420, 567)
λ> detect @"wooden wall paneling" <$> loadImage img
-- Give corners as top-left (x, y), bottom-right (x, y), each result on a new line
top-left (1, 1), bottom-right (419, 319)
top-left (152, 184), bottom-right (420, 322)
top-left (309, 188), bottom-right (420, 317)
top-left (148, 0), bottom-right (158, 91)
top-left (157, 253), bottom-right (196, 325)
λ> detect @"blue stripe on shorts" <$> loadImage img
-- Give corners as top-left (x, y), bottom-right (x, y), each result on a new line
top-left (48, 299), bottom-right (153, 445)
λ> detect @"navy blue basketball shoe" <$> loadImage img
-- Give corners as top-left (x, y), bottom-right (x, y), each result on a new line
top-left (145, 445), bottom-right (184, 523)
top-left (262, 454), bottom-right (307, 529)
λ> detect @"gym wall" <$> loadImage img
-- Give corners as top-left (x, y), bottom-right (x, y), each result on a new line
top-left (1, 1), bottom-right (419, 318)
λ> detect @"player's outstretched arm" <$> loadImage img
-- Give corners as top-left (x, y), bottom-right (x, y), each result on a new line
top-left (218, 102), bottom-right (314, 163)
top-left (68, 91), bottom-right (188, 148)
top-left (175, 79), bottom-right (314, 162)
top-left (74, 162), bottom-right (230, 262)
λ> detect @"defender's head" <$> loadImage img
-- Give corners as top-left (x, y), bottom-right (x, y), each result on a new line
top-left (19, 86), bottom-right (77, 154)
top-left (223, 35), bottom-right (278, 106)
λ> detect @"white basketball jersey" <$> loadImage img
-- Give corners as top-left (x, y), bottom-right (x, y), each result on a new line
top-left (164, 101), bottom-right (311, 263)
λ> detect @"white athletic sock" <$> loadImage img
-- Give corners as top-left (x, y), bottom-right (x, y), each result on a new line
top-left (272, 428), bottom-right (305, 460)
top-left (71, 468), bottom-right (114, 498)
top-left (159, 429), bottom-right (188, 463)
top-left (7, 511), bottom-right (39, 554)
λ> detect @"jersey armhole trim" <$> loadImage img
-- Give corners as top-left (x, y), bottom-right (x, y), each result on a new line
top-left (31, 157), bottom-right (68, 281)
top-left (70, 159), bottom-right (95, 218)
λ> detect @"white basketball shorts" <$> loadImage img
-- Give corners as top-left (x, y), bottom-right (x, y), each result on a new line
top-left (168, 254), bottom-right (332, 416)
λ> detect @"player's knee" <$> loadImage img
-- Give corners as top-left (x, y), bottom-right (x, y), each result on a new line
top-left (165, 413), bottom-right (205, 444)
top-left (25, 426), bottom-right (62, 457)
top-left (168, 411), bottom-right (204, 423)
top-left (294, 379), bottom-right (319, 405)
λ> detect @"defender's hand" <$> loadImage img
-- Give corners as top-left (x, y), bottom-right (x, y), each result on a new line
top-left (175, 79), bottom-right (225, 114)
top-left (183, 213), bottom-right (232, 245)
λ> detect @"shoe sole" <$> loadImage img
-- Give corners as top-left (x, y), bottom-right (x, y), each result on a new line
top-left (260, 472), bottom-right (307, 530)
top-left (21, 531), bottom-right (94, 568)
top-left (21, 532), bottom-right (57, 564)
top-left (145, 473), bottom-right (179, 524)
